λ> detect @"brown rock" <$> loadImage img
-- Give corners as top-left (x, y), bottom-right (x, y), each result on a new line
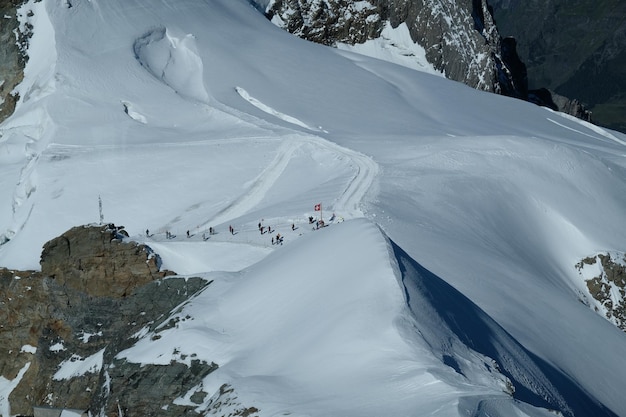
top-left (0, 223), bottom-right (200, 416)
top-left (40, 224), bottom-right (174, 297)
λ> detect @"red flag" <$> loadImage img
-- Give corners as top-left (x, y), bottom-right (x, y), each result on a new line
top-left (314, 203), bottom-right (321, 211)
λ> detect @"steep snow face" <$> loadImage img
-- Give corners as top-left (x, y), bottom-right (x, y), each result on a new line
top-left (1, 0), bottom-right (626, 416)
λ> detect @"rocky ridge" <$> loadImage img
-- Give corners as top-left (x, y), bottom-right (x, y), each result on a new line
top-left (0, 224), bottom-right (241, 417)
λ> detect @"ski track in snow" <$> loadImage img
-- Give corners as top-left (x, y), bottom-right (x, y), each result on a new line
top-left (199, 138), bottom-right (302, 229)
top-left (306, 134), bottom-right (379, 215)
top-left (199, 131), bottom-right (378, 228)
top-left (186, 89), bottom-right (379, 231)
top-left (42, 125), bottom-right (378, 244)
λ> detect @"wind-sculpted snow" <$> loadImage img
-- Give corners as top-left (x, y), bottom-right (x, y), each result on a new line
top-left (235, 86), bottom-right (323, 132)
top-left (134, 27), bottom-right (210, 103)
top-left (121, 101), bottom-right (147, 124)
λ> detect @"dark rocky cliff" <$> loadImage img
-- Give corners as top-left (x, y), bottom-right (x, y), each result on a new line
top-left (0, 224), bottom-right (220, 417)
top-left (490, 0), bottom-right (626, 132)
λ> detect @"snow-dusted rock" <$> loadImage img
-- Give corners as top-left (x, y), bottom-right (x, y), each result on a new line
top-left (265, 0), bottom-right (527, 97)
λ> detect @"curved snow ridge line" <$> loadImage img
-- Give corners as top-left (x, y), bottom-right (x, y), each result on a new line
top-left (547, 117), bottom-right (626, 147)
top-left (235, 86), bottom-right (326, 133)
top-left (200, 139), bottom-right (303, 228)
top-left (43, 136), bottom-right (279, 154)
top-left (549, 111), bottom-right (626, 146)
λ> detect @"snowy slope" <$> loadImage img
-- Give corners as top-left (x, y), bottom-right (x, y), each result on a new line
top-left (1, 0), bottom-right (626, 416)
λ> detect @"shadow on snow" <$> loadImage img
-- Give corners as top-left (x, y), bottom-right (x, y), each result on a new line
top-left (388, 238), bottom-right (617, 417)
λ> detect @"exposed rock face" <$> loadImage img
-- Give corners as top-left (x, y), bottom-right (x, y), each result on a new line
top-left (96, 360), bottom-right (219, 417)
top-left (265, 0), bottom-right (528, 98)
top-left (0, 0), bottom-right (28, 124)
top-left (0, 224), bottom-right (219, 417)
top-left (266, 0), bottom-right (382, 46)
top-left (543, 90), bottom-right (592, 122)
top-left (40, 224), bottom-right (174, 297)
top-left (527, 88), bottom-right (592, 122)
top-left (576, 253), bottom-right (626, 332)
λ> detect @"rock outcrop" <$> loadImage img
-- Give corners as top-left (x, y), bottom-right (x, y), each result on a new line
top-left (527, 88), bottom-right (592, 122)
top-left (40, 224), bottom-right (173, 298)
top-left (576, 253), bottom-right (626, 332)
top-left (0, 224), bottom-right (219, 417)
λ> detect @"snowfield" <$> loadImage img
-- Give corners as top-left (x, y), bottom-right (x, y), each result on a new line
top-left (1, 0), bottom-right (626, 416)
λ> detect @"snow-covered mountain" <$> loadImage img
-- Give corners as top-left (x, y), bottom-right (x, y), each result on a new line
top-left (1, 0), bottom-right (626, 416)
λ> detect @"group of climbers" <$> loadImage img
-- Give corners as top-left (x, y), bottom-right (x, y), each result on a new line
top-left (145, 205), bottom-right (337, 247)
